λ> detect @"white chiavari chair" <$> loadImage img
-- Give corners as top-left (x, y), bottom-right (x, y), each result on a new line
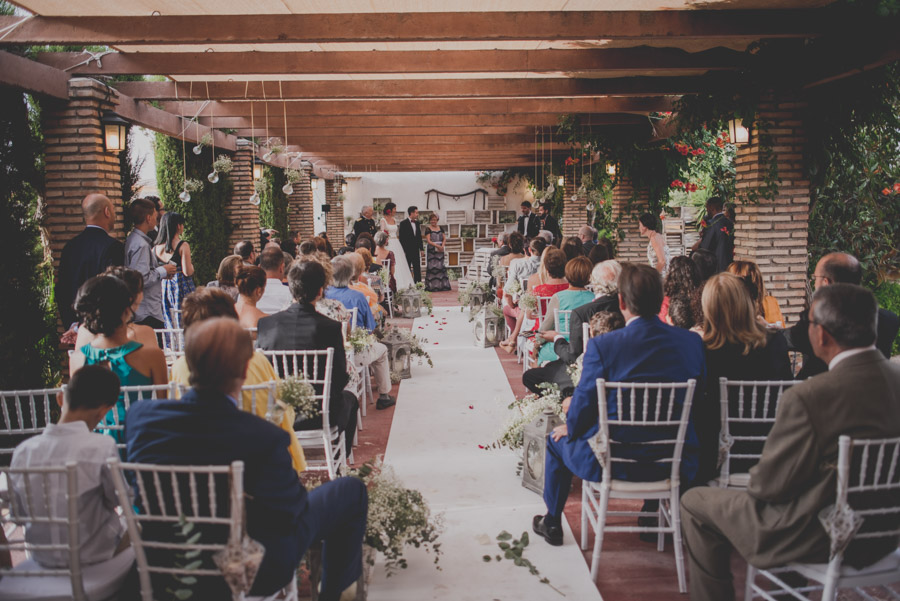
top-left (97, 382), bottom-right (177, 450)
top-left (0, 388), bottom-right (60, 456)
top-left (380, 258), bottom-right (394, 318)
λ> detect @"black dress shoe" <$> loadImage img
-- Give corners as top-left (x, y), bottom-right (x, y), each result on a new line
top-left (376, 395), bottom-right (396, 410)
top-left (532, 515), bottom-right (563, 546)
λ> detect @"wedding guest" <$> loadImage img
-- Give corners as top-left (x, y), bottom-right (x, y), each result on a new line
top-left (312, 236), bottom-right (329, 255)
top-left (235, 265), bottom-right (269, 331)
top-left (691, 248), bottom-right (717, 283)
top-left (587, 243), bottom-right (609, 265)
top-left (397, 206), bottom-right (423, 284)
top-left (354, 232), bottom-right (375, 253)
top-left (317, 231), bottom-right (336, 257)
top-left (660, 255), bottom-right (701, 321)
top-left (256, 246), bottom-right (292, 315)
top-left (499, 247), bottom-right (567, 353)
top-left (56, 193), bottom-right (124, 331)
top-left (153, 211), bottom-right (196, 330)
top-left (348, 252), bottom-right (384, 321)
top-left (589, 310), bottom-right (625, 339)
top-left (726, 260), bottom-right (785, 327)
top-left (579, 225), bottom-right (597, 255)
top-left (693, 272), bottom-right (792, 485)
top-left (501, 237), bottom-right (547, 336)
top-left (373, 231), bottom-right (397, 294)
top-left (517, 201), bottom-right (540, 238)
top-left (325, 255), bottom-right (376, 332)
top-left (539, 203), bottom-right (561, 244)
top-left (125, 198), bottom-right (176, 329)
top-left (424, 213), bottom-right (451, 291)
top-left (535, 256), bottom-right (594, 365)
top-left (499, 231), bottom-right (526, 267)
top-left (681, 284), bottom-right (900, 601)
top-left (234, 240), bottom-right (256, 266)
top-left (596, 237), bottom-right (615, 260)
top-left (667, 295), bottom-right (697, 331)
top-left (490, 233), bottom-right (511, 259)
top-left (206, 255), bottom-right (242, 301)
top-left (698, 196), bottom-right (734, 273)
top-left (10, 365), bottom-right (125, 568)
top-left (169, 286), bottom-right (304, 473)
top-left (298, 240), bottom-right (317, 257)
top-left (127, 317), bottom-right (367, 600)
top-left (353, 205), bottom-right (377, 246)
top-left (639, 213), bottom-right (671, 277)
top-left (533, 263), bottom-right (704, 547)
top-left (560, 236), bottom-right (586, 263)
top-left (75, 266), bottom-right (159, 351)
top-left (70, 275), bottom-right (168, 438)
top-left (784, 252), bottom-right (899, 379)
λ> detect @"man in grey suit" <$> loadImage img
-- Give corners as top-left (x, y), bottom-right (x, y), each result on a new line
top-left (681, 283), bottom-right (900, 601)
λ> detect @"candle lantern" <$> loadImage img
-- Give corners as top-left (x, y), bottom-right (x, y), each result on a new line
top-left (521, 409), bottom-right (563, 495)
top-left (381, 327), bottom-right (412, 380)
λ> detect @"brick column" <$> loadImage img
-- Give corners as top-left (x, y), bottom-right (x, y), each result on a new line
top-left (734, 94), bottom-right (809, 325)
top-left (287, 169), bottom-right (315, 241)
top-left (610, 177), bottom-right (648, 263)
top-left (226, 140), bottom-right (260, 250)
top-left (560, 167), bottom-right (585, 239)
top-left (43, 78), bottom-right (123, 271)
top-left (324, 176), bottom-right (345, 242)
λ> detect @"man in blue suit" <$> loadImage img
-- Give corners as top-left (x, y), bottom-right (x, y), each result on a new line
top-left (534, 263), bottom-right (705, 546)
top-left (125, 318), bottom-right (367, 600)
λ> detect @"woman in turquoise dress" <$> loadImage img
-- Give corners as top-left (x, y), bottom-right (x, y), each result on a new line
top-left (535, 256), bottom-right (595, 365)
top-left (69, 275), bottom-right (169, 440)
top-left (154, 211), bottom-right (196, 329)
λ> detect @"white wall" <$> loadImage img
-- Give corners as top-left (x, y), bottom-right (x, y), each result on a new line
top-left (342, 171), bottom-right (536, 226)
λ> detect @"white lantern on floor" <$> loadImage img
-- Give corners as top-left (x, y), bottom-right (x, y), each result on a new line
top-left (473, 307), bottom-right (504, 348)
top-left (397, 287), bottom-right (423, 319)
top-left (382, 327), bottom-right (412, 380)
top-left (521, 409), bottom-right (563, 495)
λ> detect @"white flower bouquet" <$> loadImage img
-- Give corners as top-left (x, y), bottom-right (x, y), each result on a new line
top-left (277, 375), bottom-right (319, 421)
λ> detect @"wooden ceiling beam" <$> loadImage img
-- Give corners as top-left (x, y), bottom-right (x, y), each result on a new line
top-left (113, 77), bottom-right (708, 100)
top-left (35, 48), bottom-right (744, 76)
top-left (0, 11), bottom-right (830, 46)
top-left (166, 96), bottom-right (675, 118)
top-left (208, 113), bottom-right (647, 129)
top-left (233, 126), bottom-right (537, 137)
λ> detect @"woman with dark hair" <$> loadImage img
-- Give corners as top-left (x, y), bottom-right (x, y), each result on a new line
top-left (75, 266), bottom-right (159, 350)
top-left (660, 255), bottom-right (702, 321)
top-left (638, 212), bottom-right (671, 276)
top-left (560, 236), bottom-right (586, 263)
top-left (316, 232), bottom-right (336, 258)
top-left (206, 255), bottom-right (243, 301)
top-left (378, 202), bottom-right (414, 290)
top-left (69, 275), bottom-right (168, 438)
top-left (235, 265), bottom-right (270, 331)
top-left (372, 231), bottom-right (397, 294)
top-left (499, 231), bottom-right (526, 267)
top-left (424, 213), bottom-right (451, 292)
top-left (153, 211), bottom-right (196, 329)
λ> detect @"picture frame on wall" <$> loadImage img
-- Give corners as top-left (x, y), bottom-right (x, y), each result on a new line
top-left (417, 210), bottom-right (435, 224)
top-left (460, 224), bottom-right (478, 238)
top-left (498, 210), bottom-right (517, 224)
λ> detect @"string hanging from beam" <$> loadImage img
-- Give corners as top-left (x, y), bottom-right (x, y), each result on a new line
top-left (424, 188), bottom-right (489, 210)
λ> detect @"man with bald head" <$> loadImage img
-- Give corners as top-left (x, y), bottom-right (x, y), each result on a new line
top-left (785, 252), bottom-right (899, 378)
top-left (126, 317), bottom-right (368, 601)
top-left (56, 193), bottom-right (125, 330)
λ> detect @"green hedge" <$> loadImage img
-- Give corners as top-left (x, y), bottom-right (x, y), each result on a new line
top-left (258, 165), bottom-right (289, 240)
top-left (154, 133), bottom-right (233, 285)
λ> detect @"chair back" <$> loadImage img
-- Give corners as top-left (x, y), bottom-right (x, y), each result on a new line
top-left (595, 379), bottom-right (696, 487)
top-left (338, 308), bottom-right (359, 342)
top-left (0, 462), bottom-right (87, 600)
top-left (106, 459), bottom-right (244, 601)
top-left (582, 322), bottom-right (590, 354)
top-left (0, 388), bottom-right (60, 455)
top-left (533, 295), bottom-right (553, 326)
top-left (554, 309), bottom-right (572, 337)
top-left (154, 328), bottom-right (186, 357)
top-left (95, 382), bottom-right (176, 449)
top-left (717, 378), bottom-right (799, 487)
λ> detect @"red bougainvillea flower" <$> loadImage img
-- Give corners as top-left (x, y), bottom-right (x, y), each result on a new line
top-left (691, 148), bottom-right (706, 156)
top-left (670, 180), bottom-right (685, 189)
top-left (883, 188), bottom-right (892, 195)
top-left (564, 156), bottom-right (580, 166)
top-left (893, 182), bottom-right (900, 193)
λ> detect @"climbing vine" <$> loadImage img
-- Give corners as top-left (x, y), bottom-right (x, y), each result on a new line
top-left (258, 165), bottom-right (289, 241)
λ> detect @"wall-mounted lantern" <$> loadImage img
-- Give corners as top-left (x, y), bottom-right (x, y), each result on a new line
top-left (101, 111), bottom-right (128, 153)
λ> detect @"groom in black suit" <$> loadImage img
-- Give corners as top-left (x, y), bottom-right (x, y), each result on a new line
top-left (398, 205), bottom-right (423, 284)
top-left (517, 201), bottom-right (540, 239)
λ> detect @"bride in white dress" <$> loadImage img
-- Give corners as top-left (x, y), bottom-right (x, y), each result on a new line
top-left (380, 203), bottom-right (415, 291)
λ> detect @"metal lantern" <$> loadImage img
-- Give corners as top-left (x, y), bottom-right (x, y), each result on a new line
top-left (100, 111), bottom-right (128, 153)
top-left (473, 307), bottom-right (504, 348)
top-left (252, 158), bottom-right (264, 181)
top-left (728, 117), bottom-right (750, 146)
top-left (310, 175), bottom-right (319, 190)
top-left (382, 327), bottom-right (412, 380)
top-left (521, 409), bottom-right (563, 495)
top-left (606, 163), bottom-right (617, 176)
top-left (468, 286), bottom-right (487, 312)
top-left (397, 287), bottom-right (423, 319)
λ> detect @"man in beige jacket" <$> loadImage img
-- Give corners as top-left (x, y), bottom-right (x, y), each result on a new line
top-left (681, 283), bottom-right (900, 601)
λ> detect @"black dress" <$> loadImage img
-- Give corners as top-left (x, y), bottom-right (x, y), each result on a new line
top-left (694, 330), bottom-right (792, 485)
top-left (424, 228), bottom-right (450, 292)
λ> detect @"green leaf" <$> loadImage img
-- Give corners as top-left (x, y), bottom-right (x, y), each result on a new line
top-left (180, 576), bottom-right (197, 585)
top-left (498, 542), bottom-right (510, 550)
top-left (184, 549), bottom-right (201, 559)
top-left (184, 560), bottom-right (203, 570)
top-left (482, 555), bottom-right (492, 562)
top-left (497, 531), bottom-right (512, 541)
top-left (186, 532), bottom-right (202, 544)
top-left (174, 589), bottom-right (193, 600)
top-left (520, 532), bottom-right (530, 546)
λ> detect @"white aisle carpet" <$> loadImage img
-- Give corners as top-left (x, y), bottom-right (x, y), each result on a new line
top-left (367, 306), bottom-right (603, 601)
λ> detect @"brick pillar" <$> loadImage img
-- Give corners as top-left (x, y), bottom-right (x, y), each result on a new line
top-left (226, 140), bottom-right (260, 250)
top-left (287, 170), bottom-right (315, 241)
top-left (43, 78), bottom-right (124, 272)
top-left (610, 177), bottom-right (648, 263)
top-left (560, 167), bottom-right (585, 239)
top-left (325, 176), bottom-right (345, 242)
top-left (734, 94), bottom-right (809, 325)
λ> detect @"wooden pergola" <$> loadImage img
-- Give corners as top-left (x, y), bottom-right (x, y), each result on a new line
top-left (2, 1), bottom-right (897, 174)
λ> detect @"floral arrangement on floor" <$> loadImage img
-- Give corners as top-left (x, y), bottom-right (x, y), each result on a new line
top-left (278, 375), bottom-right (319, 420)
top-left (351, 459), bottom-right (443, 576)
top-left (213, 154), bottom-right (234, 174)
top-left (483, 383), bottom-right (563, 451)
top-left (413, 282), bottom-right (434, 315)
top-left (345, 327), bottom-right (376, 354)
top-left (376, 326), bottom-right (434, 368)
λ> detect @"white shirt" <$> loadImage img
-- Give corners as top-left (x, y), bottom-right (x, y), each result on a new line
top-left (257, 278), bottom-right (293, 314)
top-left (829, 345), bottom-right (877, 370)
top-left (10, 421), bottom-right (123, 568)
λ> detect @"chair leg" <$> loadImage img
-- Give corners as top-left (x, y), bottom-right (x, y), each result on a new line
top-left (657, 501), bottom-right (665, 552)
top-left (744, 564), bottom-right (756, 601)
top-left (580, 484), bottom-right (589, 551)
top-left (670, 490), bottom-right (687, 594)
top-left (590, 484), bottom-right (611, 582)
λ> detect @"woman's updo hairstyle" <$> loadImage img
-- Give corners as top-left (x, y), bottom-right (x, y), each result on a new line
top-left (639, 213), bottom-right (659, 232)
top-left (235, 265), bottom-right (267, 298)
top-left (287, 260), bottom-right (326, 304)
top-left (102, 265), bottom-right (144, 297)
top-left (75, 275), bottom-right (134, 337)
top-left (382, 202), bottom-right (396, 216)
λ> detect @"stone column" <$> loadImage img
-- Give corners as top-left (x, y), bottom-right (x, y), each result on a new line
top-left (734, 94), bottom-right (809, 324)
top-left (43, 78), bottom-right (123, 271)
top-left (610, 177), bottom-right (648, 263)
top-left (325, 176), bottom-right (345, 242)
top-left (287, 170), bottom-right (315, 241)
top-left (226, 140), bottom-right (260, 250)
top-left (560, 166), bottom-right (585, 239)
